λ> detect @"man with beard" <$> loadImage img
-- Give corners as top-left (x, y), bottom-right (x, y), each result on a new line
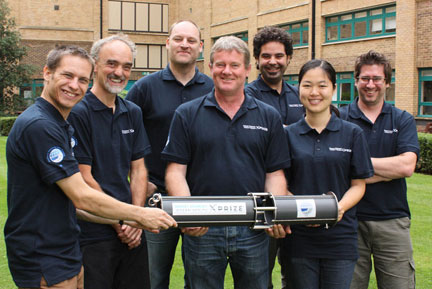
top-left (246, 26), bottom-right (304, 127)
top-left (340, 50), bottom-right (419, 289)
top-left (68, 34), bottom-right (152, 289)
top-left (126, 20), bottom-right (213, 289)
top-left (246, 26), bottom-right (304, 289)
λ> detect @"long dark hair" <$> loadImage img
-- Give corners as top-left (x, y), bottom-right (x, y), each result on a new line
top-left (298, 59), bottom-right (340, 117)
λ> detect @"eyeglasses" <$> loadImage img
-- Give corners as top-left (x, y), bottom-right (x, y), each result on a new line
top-left (357, 76), bottom-right (386, 84)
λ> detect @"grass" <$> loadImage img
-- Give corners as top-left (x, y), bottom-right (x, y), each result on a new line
top-left (0, 135), bottom-right (431, 288)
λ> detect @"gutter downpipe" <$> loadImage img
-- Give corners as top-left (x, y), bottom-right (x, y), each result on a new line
top-left (311, 0), bottom-right (316, 59)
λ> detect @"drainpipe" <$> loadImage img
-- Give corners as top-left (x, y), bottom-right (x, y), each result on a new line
top-left (100, 0), bottom-right (103, 39)
top-left (311, 0), bottom-right (316, 59)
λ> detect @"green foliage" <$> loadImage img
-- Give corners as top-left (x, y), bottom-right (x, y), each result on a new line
top-left (0, 116), bottom-right (16, 136)
top-left (415, 133), bottom-right (432, 175)
top-left (0, 0), bottom-right (35, 115)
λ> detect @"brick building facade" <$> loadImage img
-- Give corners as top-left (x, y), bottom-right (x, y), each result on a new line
top-left (7, 0), bottom-right (432, 124)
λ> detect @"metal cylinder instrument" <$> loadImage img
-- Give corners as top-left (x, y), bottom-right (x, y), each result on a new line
top-left (148, 192), bottom-right (339, 229)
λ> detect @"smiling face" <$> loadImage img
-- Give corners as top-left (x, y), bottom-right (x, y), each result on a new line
top-left (257, 41), bottom-right (290, 85)
top-left (210, 49), bottom-right (251, 97)
top-left (355, 64), bottom-right (389, 107)
top-left (93, 40), bottom-right (133, 95)
top-left (166, 21), bottom-right (202, 66)
top-left (42, 55), bottom-right (92, 118)
top-left (299, 67), bottom-right (335, 115)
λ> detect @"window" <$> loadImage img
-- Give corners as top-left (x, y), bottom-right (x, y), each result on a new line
top-left (198, 41), bottom-right (204, 60)
top-left (135, 44), bottom-right (167, 69)
top-left (325, 5), bottom-right (396, 43)
top-left (419, 69), bottom-right (432, 117)
top-left (280, 21), bottom-right (308, 47)
top-left (283, 75), bottom-right (299, 86)
top-left (109, 1), bottom-right (169, 33)
top-left (213, 31), bottom-right (248, 44)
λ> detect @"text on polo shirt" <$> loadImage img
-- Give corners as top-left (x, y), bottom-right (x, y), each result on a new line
top-left (384, 129), bottom-right (398, 134)
top-left (121, 129), bottom-right (135, 134)
top-left (243, 125), bottom-right (268, 132)
top-left (328, 147), bottom-right (352, 153)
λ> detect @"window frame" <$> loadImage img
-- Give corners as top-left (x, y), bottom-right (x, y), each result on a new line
top-left (280, 21), bottom-right (309, 47)
top-left (418, 68), bottom-right (432, 117)
top-left (325, 5), bottom-right (396, 43)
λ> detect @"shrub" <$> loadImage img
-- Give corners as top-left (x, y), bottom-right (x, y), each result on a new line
top-left (416, 132), bottom-right (432, 175)
top-left (0, 116), bottom-right (16, 136)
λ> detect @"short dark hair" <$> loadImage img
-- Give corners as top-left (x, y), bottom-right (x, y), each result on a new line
top-left (253, 26), bottom-right (293, 59)
top-left (354, 50), bottom-right (392, 84)
top-left (46, 45), bottom-right (94, 76)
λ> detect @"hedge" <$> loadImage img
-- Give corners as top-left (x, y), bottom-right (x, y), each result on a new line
top-left (0, 117), bottom-right (17, 136)
top-left (416, 132), bottom-right (432, 175)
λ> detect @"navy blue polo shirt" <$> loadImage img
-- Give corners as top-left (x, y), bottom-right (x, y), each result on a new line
top-left (340, 99), bottom-right (420, 221)
top-left (245, 75), bottom-right (304, 125)
top-left (68, 91), bottom-right (151, 245)
top-left (126, 65), bottom-right (213, 191)
top-left (282, 114), bottom-right (373, 260)
top-left (5, 97), bottom-right (81, 287)
top-left (161, 91), bottom-right (291, 196)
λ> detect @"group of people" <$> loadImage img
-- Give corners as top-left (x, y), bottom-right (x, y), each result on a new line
top-left (4, 19), bottom-right (418, 289)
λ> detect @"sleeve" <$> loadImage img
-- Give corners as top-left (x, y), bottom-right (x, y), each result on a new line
top-left (68, 109), bottom-right (93, 165)
top-left (20, 120), bottom-right (79, 184)
top-left (131, 104), bottom-right (151, 160)
top-left (126, 80), bottom-right (148, 117)
top-left (350, 126), bottom-right (374, 179)
top-left (265, 111), bottom-right (291, 172)
top-left (396, 111), bottom-right (420, 156)
top-left (160, 109), bottom-right (191, 165)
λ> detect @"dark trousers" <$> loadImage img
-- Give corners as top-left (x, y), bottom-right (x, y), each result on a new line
top-left (81, 238), bottom-right (150, 289)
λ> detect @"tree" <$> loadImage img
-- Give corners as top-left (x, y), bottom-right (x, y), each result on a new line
top-left (0, 0), bottom-right (35, 115)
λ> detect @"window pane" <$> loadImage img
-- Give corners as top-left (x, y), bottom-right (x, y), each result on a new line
top-left (328, 17), bottom-right (338, 23)
top-left (149, 4), bottom-right (162, 31)
top-left (109, 1), bottom-right (121, 30)
top-left (341, 14), bottom-right (352, 21)
top-left (292, 31), bottom-right (300, 45)
top-left (423, 81), bottom-right (432, 102)
top-left (327, 26), bottom-right (338, 41)
top-left (386, 6), bottom-right (396, 13)
top-left (292, 24), bottom-right (300, 29)
top-left (422, 70), bottom-right (432, 77)
top-left (386, 83), bottom-right (395, 102)
top-left (340, 83), bottom-right (352, 101)
top-left (339, 73), bottom-right (352, 79)
top-left (163, 5), bottom-right (169, 32)
top-left (385, 16), bottom-right (396, 33)
top-left (355, 12), bottom-right (367, 18)
top-left (302, 30), bottom-right (308, 44)
top-left (340, 23), bottom-right (352, 39)
top-left (371, 9), bottom-right (382, 16)
top-left (422, 106), bottom-right (432, 115)
top-left (136, 45), bottom-right (148, 68)
top-left (122, 2), bottom-right (135, 31)
top-left (162, 46), bottom-right (168, 67)
top-left (370, 19), bottom-right (382, 34)
top-left (136, 3), bottom-right (149, 31)
top-left (303, 22), bottom-right (308, 28)
top-left (354, 21), bottom-right (367, 37)
top-left (149, 45), bottom-right (161, 68)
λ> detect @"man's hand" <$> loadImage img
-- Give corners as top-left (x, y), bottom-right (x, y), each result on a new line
top-left (181, 227), bottom-right (209, 237)
top-left (113, 224), bottom-right (143, 249)
top-left (265, 224), bottom-right (291, 238)
top-left (146, 181), bottom-right (157, 198)
top-left (137, 207), bottom-right (177, 233)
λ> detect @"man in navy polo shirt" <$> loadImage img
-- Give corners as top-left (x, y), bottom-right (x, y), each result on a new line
top-left (247, 26), bottom-right (304, 289)
top-left (162, 36), bottom-right (290, 289)
top-left (126, 20), bottom-right (213, 289)
top-left (5, 45), bottom-right (176, 288)
top-left (340, 50), bottom-right (419, 289)
top-left (68, 34), bottom-right (151, 289)
top-left (246, 26), bottom-right (303, 127)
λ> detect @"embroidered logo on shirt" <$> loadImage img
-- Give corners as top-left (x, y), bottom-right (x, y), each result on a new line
top-left (121, 129), bottom-right (135, 134)
top-left (383, 129), bottom-right (398, 134)
top-left (243, 125), bottom-right (268, 132)
top-left (289, 104), bottom-right (303, 108)
top-left (329, 147), bottom-right (352, 153)
top-left (47, 147), bottom-right (65, 163)
top-left (71, 136), bottom-right (77, 148)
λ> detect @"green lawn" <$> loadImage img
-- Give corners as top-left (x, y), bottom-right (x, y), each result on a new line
top-left (0, 135), bottom-right (431, 288)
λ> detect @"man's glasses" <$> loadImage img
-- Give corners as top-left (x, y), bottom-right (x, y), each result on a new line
top-left (357, 76), bottom-right (386, 84)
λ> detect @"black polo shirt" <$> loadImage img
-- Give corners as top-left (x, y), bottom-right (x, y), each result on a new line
top-left (245, 75), bottom-right (304, 125)
top-left (126, 65), bottom-right (213, 192)
top-left (340, 99), bottom-right (420, 221)
top-left (5, 97), bottom-right (81, 287)
top-left (283, 114), bottom-right (373, 260)
top-left (161, 91), bottom-right (291, 196)
top-left (68, 91), bottom-right (151, 245)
